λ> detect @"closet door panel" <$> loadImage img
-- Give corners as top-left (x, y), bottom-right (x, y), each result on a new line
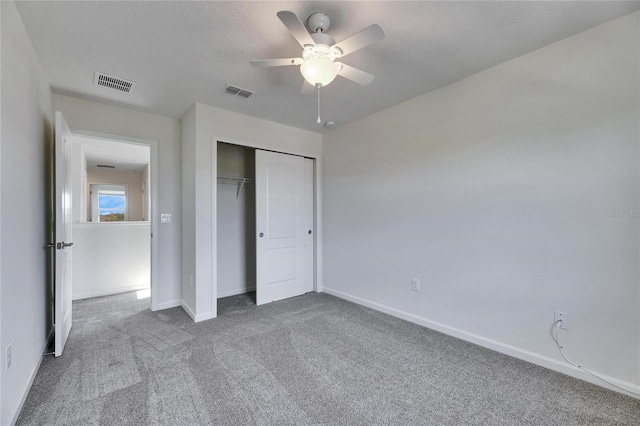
top-left (255, 150), bottom-right (312, 305)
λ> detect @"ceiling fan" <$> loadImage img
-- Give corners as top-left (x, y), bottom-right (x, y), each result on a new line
top-left (251, 10), bottom-right (385, 122)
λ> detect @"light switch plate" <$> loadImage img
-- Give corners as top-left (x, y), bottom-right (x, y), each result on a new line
top-left (411, 278), bottom-right (420, 292)
top-left (160, 214), bottom-right (172, 224)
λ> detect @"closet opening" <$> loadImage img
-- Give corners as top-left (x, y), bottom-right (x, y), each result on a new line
top-left (216, 142), bottom-right (257, 308)
top-left (216, 141), bottom-right (316, 311)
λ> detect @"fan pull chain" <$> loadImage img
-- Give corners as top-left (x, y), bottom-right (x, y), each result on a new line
top-left (316, 83), bottom-right (322, 124)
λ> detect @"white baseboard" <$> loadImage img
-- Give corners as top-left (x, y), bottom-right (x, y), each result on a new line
top-left (323, 287), bottom-right (640, 399)
top-left (217, 287), bottom-right (256, 298)
top-left (180, 301), bottom-right (216, 323)
top-left (153, 298), bottom-right (182, 311)
top-left (10, 327), bottom-right (53, 425)
top-left (181, 301), bottom-right (196, 321)
top-left (194, 311), bottom-right (216, 322)
top-left (72, 285), bottom-right (150, 301)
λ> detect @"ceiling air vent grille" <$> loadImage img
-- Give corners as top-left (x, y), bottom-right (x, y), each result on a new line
top-left (94, 72), bottom-right (136, 93)
top-left (222, 84), bottom-right (253, 99)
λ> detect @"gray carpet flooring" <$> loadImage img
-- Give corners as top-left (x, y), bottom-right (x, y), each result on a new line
top-left (16, 291), bottom-right (640, 425)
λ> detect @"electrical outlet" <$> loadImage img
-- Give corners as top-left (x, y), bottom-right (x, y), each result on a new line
top-left (160, 214), bottom-right (172, 224)
top-left (555, 311), bottom-right (568, 330)
top-left (411, 278), bottom-right (420, 292)
top-left (6, 344), bottom-right (11, 370)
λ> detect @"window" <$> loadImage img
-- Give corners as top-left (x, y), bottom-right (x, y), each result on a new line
top-left (90, 184), bottom-right (128, 222)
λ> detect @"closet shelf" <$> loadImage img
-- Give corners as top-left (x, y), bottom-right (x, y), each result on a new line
top-left (217, 176), bottom-right (253, 199)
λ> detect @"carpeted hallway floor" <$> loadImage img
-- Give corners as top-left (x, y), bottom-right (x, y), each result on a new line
top-left (16, 291), bottom-right (640, 425)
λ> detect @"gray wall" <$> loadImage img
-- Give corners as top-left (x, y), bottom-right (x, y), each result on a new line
top-left (322, 12), bottom-right (640, 393)
top-left (1, 1), bottom-right (53, 423)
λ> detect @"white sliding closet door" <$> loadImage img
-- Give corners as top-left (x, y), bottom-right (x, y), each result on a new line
top-left (255, 150), bottom-right (313, 305)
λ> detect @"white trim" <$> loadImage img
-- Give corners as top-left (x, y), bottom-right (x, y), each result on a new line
top-left (181, 301), bottom-right (216, 323)
top-left (72, 285), bottom-right (150, 301)
top-left (69, 129), bottom-right (160, 312)
top-left (217, 287), bottom-right (256, 299)
top-left (0, 4), bottom-right (3, 420)
top-left (73, 221), bottom-right (150, 229)
top-left (194, 311), bottom-right (216, 322)
top-left (211, 143), bottom-right (217, 319)
top-left (323, 287), bottom-right (640, 399)
top-left (155, 299), bottom-right (182, 310)
top-left (181, 301), bottom-right (196, 321)
top-left (9, 328), bottom-right (52, 425)
top-left (313, 157), bottom-right (323, 292)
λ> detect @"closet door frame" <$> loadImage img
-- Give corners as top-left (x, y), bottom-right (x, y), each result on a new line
top-left (211, 136), bottom-right (322, 315)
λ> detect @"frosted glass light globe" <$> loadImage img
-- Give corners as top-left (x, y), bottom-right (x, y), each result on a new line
top-left (300, 56), bottom-right (340, 87)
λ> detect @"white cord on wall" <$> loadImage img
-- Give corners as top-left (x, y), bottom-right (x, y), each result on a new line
top-left (552, 320), bottom-right (639, 396)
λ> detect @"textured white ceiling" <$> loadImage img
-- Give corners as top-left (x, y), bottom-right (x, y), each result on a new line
top-left (15, 1), bottom-right (639, 133)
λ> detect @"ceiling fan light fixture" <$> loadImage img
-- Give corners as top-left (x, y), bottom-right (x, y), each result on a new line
top-left (252, 10), bottom-right (385, 123)
top-left (300, 56), bottom-right (340, 87)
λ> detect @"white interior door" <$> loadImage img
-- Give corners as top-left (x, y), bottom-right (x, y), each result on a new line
top-left (255, 150), bottom-right (313, 305)
top-left (54, 111), bottom-right (73, 357)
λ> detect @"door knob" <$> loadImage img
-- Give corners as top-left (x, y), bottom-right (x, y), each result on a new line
top-left (259, 233), bottom-right (264, 238)
top-left (308, 230), bottom-right (312, 234)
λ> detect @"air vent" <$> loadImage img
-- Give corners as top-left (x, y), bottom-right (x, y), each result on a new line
top-left (222, 84), bottom-right (253, 99)
top-left (94, 72), bottom-right (136, 93)
top-left (96, 164), bottom-right (115, 169)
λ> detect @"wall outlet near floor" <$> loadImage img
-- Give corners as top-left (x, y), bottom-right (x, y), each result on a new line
top-left (555, 311), bottom-right (568, 330)
top-left (411, 278), bottom-right (420, 292)
top-left (160, 213), bottom-right (172, 224)
top-left (6, 344), bottom-right (11, 370)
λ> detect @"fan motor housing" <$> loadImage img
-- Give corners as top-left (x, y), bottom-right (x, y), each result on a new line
top-left (307, 12), bottom-right (330, 33)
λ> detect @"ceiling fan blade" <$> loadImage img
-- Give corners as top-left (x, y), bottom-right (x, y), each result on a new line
top-left (277, 10), bottom-right (316, 47)
top-left (336, 63), bottom-right (374, 85)
top-left (333, 24), bottom-right (385, 57)
top-left (250, 58), bottom-right (302, 68)
top-left (301, 80), bottom-right (315, 94)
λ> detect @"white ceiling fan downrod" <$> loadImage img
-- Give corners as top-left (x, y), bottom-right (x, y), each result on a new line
top-left (316, 83), bottom-right (322, 124)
